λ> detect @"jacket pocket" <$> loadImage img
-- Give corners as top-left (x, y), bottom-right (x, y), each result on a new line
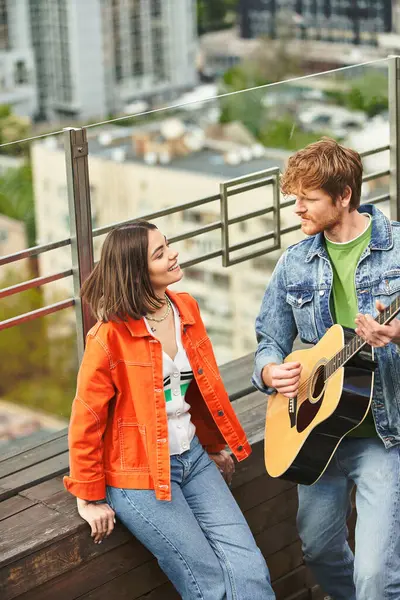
top-left (286, 289), bottom-right (318, 343)
top-left (196, 336), bottom-right (221, 381)
top-left (117, 419), bottom-right (149, 471)
top-left (372, 271), bottom-right (400, 299)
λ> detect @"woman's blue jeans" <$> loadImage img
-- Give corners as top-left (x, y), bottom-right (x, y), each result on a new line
top-left (106, 436), bottom-right (274, 600)
top-left (297, 438), bottom-right (400, 600)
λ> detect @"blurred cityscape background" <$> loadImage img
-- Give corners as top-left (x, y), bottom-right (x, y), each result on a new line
top-left (0, 0), bottom-right (397, 452)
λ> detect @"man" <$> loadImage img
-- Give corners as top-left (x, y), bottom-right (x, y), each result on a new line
top-left (252, 138), bottom-right (400, 600)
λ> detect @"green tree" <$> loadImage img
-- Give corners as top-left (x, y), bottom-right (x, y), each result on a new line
top-left (0, 162), bottom-right (38, 276)
top-left (259, 117), bottom-right (328, 151)
top-left (0, 163), bottom-right (35, 246)
top-left (0, 104), bottom-right (31, 156)
top-left (197, 0), bottom-right (238, 35)
top-left (325, 72), bottom-right (388, 118)
top-left (218, 38), bottom-right (302, 138)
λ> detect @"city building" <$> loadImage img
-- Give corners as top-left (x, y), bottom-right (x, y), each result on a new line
top-left (0, 213), bottom-right (27, 258)
top-left (0, 214), bottom-right (28, 279)
top-left (3, 0), bottom-right (197, 123)
top-left (0, 0), bottom-right (37, 119)
top-left (239, 0), bottom-right (392, 46)
top-left (198, 23), bottom-right (399, 78)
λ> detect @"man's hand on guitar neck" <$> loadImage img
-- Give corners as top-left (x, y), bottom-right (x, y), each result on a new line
top-left (355, 300), bottom-right (400, 347)
top-left (262, 362), bottom-right (302, 398)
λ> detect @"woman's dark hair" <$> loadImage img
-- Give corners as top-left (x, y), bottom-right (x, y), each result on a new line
top-left (81, 220), bottom-right (164, 321)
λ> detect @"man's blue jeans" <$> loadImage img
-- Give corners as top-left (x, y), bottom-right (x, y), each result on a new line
top-left (106, 436), bottom-right (274, 600)
top-left (297, 438), bottom-right (400, 600)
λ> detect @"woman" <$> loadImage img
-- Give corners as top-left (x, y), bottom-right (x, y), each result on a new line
top-left (64, 221), bottom-right (274, 600)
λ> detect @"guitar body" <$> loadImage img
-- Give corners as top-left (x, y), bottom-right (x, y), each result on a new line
top-left (264, 324), bottom-right (375, 485)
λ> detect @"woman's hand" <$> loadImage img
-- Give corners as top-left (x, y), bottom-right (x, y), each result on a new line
top-left (209, 450), bottom-right (235, 485)
top-left (77, 498), bottom-right (116, 544)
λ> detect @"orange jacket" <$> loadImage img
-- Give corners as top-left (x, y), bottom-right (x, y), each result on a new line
top-left (63, 290), bottom-right (251, 501)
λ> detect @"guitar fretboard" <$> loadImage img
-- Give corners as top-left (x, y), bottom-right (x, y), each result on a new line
top-left (325, 294), bottom-right (400, 379)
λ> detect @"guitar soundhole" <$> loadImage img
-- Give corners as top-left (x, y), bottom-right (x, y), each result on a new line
top-left (311, 365), bottom-right (325, 401)
top-left (296, 365), bottom-right (326, 433)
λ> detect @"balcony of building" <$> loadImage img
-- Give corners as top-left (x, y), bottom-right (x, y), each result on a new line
top-left (1, 56), bottom-right (399, 600)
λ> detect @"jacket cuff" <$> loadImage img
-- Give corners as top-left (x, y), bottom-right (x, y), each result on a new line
top-left (63, 474), bottom-right (106, 501)
top-left (252, 352), bottom-right (282, 395)
top-left (205, 443), bottom-right (226, 454)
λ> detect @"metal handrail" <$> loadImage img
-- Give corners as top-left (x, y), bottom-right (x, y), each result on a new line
top-left (360, 144), bottom-right (389, 158)
top-left (92, 193), bottom-right (221, 238)
top-left (363, 169), bottom-right (390, 183)
top-left (0, 299), bottom-right (75, 331)
top-left (0, 269), bottom-right (73, 300)
top-left (0, 237), bottom-right (71, 267)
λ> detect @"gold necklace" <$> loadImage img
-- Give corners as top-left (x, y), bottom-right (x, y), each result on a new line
top-left (146, 295), bottom-right (171, 324)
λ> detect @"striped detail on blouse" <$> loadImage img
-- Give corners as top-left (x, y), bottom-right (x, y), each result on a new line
top-left (163, 370), bottom-right (193, 403)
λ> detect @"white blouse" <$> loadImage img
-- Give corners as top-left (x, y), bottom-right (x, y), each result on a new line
top-left (144, 302), bottom-right (196, 455)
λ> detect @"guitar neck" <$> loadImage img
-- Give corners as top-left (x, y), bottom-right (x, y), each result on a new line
top-left (325, 295), bottom-right (400, 379)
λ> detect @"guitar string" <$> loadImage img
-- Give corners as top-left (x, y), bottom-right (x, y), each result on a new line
top-left (291, 296), bottom-right (400, 403)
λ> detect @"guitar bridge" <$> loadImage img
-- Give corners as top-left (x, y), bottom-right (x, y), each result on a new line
top-left (288, 396), bottom-right (297, 428)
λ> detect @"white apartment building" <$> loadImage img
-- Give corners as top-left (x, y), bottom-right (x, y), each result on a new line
top-left (27, 0), bottom-right (198, 122)
top-left (0, 213), bottom-right (27, 257)
top-left (0, 214), bottom-right (29, 280)
top-left (0, 0), bottom-right (37, 119)
top-left (31, 122), bottom-right (305, 364)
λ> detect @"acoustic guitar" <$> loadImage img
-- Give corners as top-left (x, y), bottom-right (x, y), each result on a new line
top-left (264, 295), bottom-right (400, 485)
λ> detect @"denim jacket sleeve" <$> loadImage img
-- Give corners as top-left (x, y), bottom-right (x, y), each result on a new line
top-left (252, 252), bottom-right (298, 395)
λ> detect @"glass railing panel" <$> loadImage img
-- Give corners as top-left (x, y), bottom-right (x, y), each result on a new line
top-left (81, 60), bottom-right (390, 365)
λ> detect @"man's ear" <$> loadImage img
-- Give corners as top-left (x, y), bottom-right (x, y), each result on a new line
top-left (339, 185), bottom-right (352, 209)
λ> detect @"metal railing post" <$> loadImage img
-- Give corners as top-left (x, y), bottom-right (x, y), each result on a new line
top-left (64, 127), bottom-right (95, 361)
top-left (388, 55), bottom-right (400, 222)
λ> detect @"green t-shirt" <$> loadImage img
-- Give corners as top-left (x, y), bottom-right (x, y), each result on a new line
top-left (325, 215), bottom-right (376, 437)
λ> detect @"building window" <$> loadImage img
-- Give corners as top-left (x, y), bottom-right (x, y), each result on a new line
top-left (130, 0), bottom-right (143, 76)
top-left (15, 61), bottom-right (28, 85)
top-left (182, 210), bottom-right (203, 224)
top-left (151, 0), bottom-right (166, 82)
top-left (112, 0), bottom-right (123, 82)
top-left (151, 0), bottom-right (162, 18)
top-left (0, 0), bottom-right (8, 51)
top-left (56, 0), bottom-right (73, 103)
top-left (212, 273), bottom-right (229, 289)
top-left (185, 267), bottom-right (205, 282)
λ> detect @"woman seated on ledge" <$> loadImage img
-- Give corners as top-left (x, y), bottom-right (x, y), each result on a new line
top-left (63, 221), bottom-right (275, 600)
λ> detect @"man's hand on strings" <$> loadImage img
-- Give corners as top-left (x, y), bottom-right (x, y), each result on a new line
top-left (355, 300), bottom-right (400, 348)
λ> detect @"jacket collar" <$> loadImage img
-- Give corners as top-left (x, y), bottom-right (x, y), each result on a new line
top-left (305, 203), bottom-right (393, 263)
top-left (123, 288), bottom-right (196, 337)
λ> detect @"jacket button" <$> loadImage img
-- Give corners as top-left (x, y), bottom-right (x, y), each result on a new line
top-left (197, 368), bottom-right (203, 375)
top-left (217, 410), bottom-right (224, 417)
top-left (237, 445), bottom-right (243, 452)
top-left (183, 326), bottom-right (187, 333)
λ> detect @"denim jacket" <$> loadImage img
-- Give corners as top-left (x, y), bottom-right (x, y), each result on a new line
top-left (253, 204), bottom-right (400, 449)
